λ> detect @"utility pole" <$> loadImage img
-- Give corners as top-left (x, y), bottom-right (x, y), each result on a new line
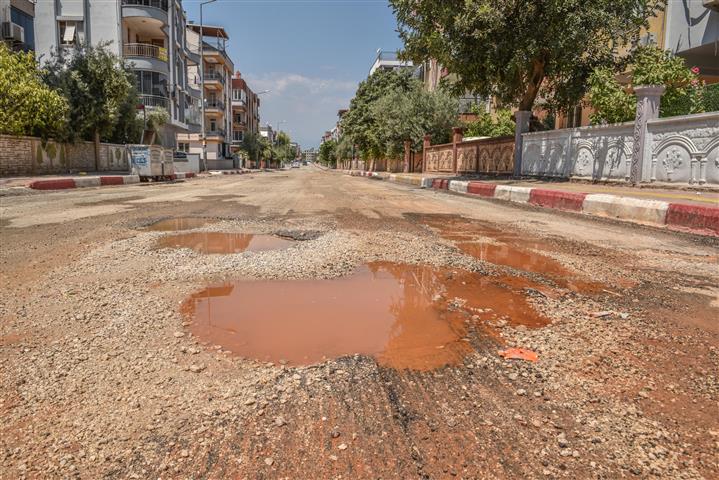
top-left (199, 0), bottom-right (216, 172)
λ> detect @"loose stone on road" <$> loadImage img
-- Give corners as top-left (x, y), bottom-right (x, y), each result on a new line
top-left (1, 168), bottom-right (717, 479)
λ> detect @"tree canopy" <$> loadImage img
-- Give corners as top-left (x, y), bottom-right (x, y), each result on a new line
top-left (463, 108), bottom-right (515, 138)
top-left (340, 68), bottom-right (415, 159)
top-left (318, 140), bottom-right (337, 166)
top-left (588, 45), bottom-right (706, 124)
top-left (0, 43), bottom-right (68, 138)
top-left (372, 84), bottom-right (458, 156)
top-left (390, 0), bottom-right (662, 113)
top-left (43, 42), bottom-right (139, 144)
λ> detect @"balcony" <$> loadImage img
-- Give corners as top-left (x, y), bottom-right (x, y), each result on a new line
top-left (204, 72), bottom-right (225, 85)
top-left (121, 0), bottom-right (168, 25)
top-left (123, 43), bottom-right (169, 75)
top-left (205, 100), bottom-right (224, 114)
top-left (139, 94), bottom-right (168, 109)
top-left (206, 128), bottom-right (225, 139)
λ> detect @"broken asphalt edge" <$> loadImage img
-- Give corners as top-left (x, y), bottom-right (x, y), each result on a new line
top-left (343, 170), bottom-right (719, 237)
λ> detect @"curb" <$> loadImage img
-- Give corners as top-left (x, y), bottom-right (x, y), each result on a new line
top-left (170, 172), bottom-right (197, 180)
top-left (29, 174), bottom-right (140, 191)
top-left (343, 170), bottom-right (719, 236)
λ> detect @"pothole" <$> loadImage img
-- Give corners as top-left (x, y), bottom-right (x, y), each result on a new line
top-left (422, 215), bottom-right (604, 293)
top-left (181, 262), bottom-right (549, 370)
top-left (146, 217), bottom-right (216, 231)
top-left (157, 233), bottom-right (294, 254)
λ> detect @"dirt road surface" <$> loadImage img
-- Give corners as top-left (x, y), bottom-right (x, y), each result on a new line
top-left (1, 168), bottom-right (718, 479)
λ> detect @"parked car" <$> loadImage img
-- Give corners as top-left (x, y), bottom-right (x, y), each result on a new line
top-left (291, 161), bottom-right (300, 168)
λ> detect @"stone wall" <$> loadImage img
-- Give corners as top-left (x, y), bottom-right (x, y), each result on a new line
top-left (0, 135), bottom-right (129, 176)
top-left (521, 112), bottom-right (719, 185)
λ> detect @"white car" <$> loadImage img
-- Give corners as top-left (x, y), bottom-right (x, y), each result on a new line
top-left (291, 162), bottom-right (300, 168)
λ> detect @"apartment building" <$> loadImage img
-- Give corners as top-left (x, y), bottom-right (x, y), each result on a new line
top-left (175, 23), bottom-right (233, 166)
top-left (259, 124), bottom-right (275, 145)
top-left (0, 0), bottom-right (35, 52)
top-left (230, 71), bottom-right (261, 153)
top-left (368, 49), bottom-right (413, 77)
top-left (34, 0), bottom-right (196, 147)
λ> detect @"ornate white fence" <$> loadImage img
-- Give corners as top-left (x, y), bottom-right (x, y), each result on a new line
top-left (522, 111), bottom-right (718, 185)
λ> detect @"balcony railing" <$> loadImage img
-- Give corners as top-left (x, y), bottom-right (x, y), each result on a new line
top-left (121, 0), bottom-right (169, 11)
top-left (205, 100), bottom-right (224, 110)
top-left (124, 43), bottom-right (168, 62)
top-left (206, 128), bottom-right (225, 138)
top-left (139, 94), bottom-right (168, 109)
top-left (204, 72), bottom-right (225, 84)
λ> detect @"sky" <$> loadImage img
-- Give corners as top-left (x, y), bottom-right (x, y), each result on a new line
top-left (182, 0), bottom-right (405, 149)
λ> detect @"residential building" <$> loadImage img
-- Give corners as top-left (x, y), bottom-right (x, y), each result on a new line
top-left (320, 130), bottom-right (332, 144)
top-left (302, 149), bottom-right (317, 163)
top-left (176, 23), bottom-right (233, 166)
top-left (556, 2), bottom-right (719, 129)
top-left (368, 49), bottom-right (413, 76)
top-left (34, 0), bottom-right (195, 147)
top-left (260, 124), bottom-right (275, 145)
top-left (0, 0), bottom-right (35, 52)
top-left (230, 70), bottom-right (261, 153)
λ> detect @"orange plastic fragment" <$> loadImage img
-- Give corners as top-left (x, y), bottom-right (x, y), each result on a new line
top-left (498, 348), bottom-right (539, 362)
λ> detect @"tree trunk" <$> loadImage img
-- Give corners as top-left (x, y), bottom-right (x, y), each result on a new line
top-left (518, 59), bottom-right (546, 113)
top-left (94, 130), bottom-right (100, 172)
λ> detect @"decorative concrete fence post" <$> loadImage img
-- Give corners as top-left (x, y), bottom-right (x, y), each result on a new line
top-left (422, 134), bottom-right (431, 173)
top-left (513, 111), bottom-right (531, 178)
top-left (452, 127), bottom-right (464, 173)
top-left (630, 85), bottom-right (665, 184)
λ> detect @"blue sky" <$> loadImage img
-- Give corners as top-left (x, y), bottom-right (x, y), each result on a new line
top-left (182, 0), bottom-right (404, 148)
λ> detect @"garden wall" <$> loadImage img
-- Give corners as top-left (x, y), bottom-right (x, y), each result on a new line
top-left (0, 135), bottom-right (129, 176)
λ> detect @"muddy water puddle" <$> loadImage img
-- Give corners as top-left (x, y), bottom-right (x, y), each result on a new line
top-left (181, 262), bottom-right (549, 370)
top-left (422, 216), bottom-right (604, 293)
top-left (146, 217), bottom-right (215, 231)
top-left (157, 233), bottom-right (294, 254)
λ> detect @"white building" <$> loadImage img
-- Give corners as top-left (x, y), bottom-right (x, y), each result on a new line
top-left (34, 0), bottom-right (198, 147)
top-left (368, 49), bottom-right (413, 76)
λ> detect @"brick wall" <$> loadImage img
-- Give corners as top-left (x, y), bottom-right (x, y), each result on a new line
top-left (0, 135), bottom-right (130, 176)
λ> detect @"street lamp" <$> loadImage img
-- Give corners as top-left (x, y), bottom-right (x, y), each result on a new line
top-left (199, 0), bottom-right (217, 172)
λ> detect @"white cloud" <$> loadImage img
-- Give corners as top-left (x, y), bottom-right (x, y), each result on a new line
top-left (244, 72), bottom-right (358, 148)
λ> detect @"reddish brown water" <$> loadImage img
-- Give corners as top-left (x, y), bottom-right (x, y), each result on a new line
top-left (181, 262), bottom-right (548, 370)
top-left (423, 216), bottom-right (603, 293)
top-left (147, 217), bottom-right (214, 231)
top-left (157, 233), bottom-right (294, 254)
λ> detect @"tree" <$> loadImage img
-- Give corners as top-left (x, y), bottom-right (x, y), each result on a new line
top-left (390, 0), bottom-right (661, 115)
top-left (318, 140), bottom-right (337, 166)
top-left (43, 42), bottom-right (139, 168)
top-left (463, 108), bottom-right (515, 138)
top-left (373, 84), bottom-right (458, 157)
top-left (336, 136), bottom-right (354, 165)
top-left (588, 45), bottom-right (706, 124)
top-left (0, 43), bottom-right (68, 138)
top-left (240, 132), bottom-right (264, 166)
top-left (341, 68), bottom-right (415, 159)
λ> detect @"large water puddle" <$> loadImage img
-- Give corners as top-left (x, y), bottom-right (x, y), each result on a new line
top-left (147, 217), bottom-right (214, 231)
top-left (181, 262), bottom-right (548, 370)
top-left (157, 233), bottom-right (294, 254)
top-left (422, 216), bottom-right (603, 293)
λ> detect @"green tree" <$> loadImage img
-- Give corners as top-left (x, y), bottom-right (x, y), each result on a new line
top-left (390, 0), bottom-right (661, 115)
top-left (341, 68), bottom-right (415, 159)
top-left (336, 136), bottom-right (354, 164)
top-left (373, 84), bottom-right (458, 158)
top-left (318, 140), bottom-right (337, 166)
top-left (43, 42), bottom-right (139, 168)
top-left (240, 132), bottom-right (264, 166)
top-left (588, 45), bottom-right (705, 124)
top-left (0, 43), bottom-right (68, 138)
top-left (463, 107), bottom-right (515, 138)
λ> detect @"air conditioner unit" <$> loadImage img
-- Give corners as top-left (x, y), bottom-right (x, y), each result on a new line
top-left (704, 0), bottom-right (719, 11)
top-left (1, 22), bottom-right (24, 43)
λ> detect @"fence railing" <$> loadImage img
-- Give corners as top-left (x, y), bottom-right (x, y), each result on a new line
top-left (121, 0), bottom-right (168, 11)
top-left (206, 128), bottom-right (225, 138)
top-left (123, 43), bottom-right (168, 62)
top-left (139, 94), bottom-right (168, 109)
top-left (205, 100), bottom-right (223, 109)
top-left (204, 72), bottom-right (225, 84)
top-left (423, 130), bottom-right (515, 175)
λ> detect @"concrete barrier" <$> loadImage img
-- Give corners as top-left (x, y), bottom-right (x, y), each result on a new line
top-left (29, 174), bottom-right (141, 190)
top-left (582, 194), bottom-right (669, 225)
top-left (529, 189), bottom-right (587, 212)
top-left (665, 203), bottom-right (719, 234)
top-left (467, 182), bottom-right (497, 197)
top-left (448, 180), bottom-right (469, 194)
top-left (495, 185), bottom-right (532, 203)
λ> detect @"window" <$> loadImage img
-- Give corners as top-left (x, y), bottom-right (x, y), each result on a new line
top-left (134, 71), bottom-right (168, 97)
top-left (177, 142), bottom-right (190, 152)
top-left (210, 119), bottom-right (217, 131)
top-left (566, 105), bottom-right (583, 129)
top-left (10, 6), bottom-right (35, 51)
top-left (59, 21), bottom-right (83, 47)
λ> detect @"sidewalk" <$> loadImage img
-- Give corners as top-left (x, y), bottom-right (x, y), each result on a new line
top-left (344, 170), bottom-right (719, 236)
top-left (0, 171), bottom-right (198, 191)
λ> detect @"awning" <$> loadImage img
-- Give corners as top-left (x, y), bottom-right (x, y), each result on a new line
top-left (63, 24), bottom-right (76, 43)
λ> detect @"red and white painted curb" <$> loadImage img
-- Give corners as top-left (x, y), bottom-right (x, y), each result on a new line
top-left (29, 174), bottom-right (141, 191)
top-left (170, 172), bottom-right (197, 180)
top-left (344, 170), bottom-right (719, 236)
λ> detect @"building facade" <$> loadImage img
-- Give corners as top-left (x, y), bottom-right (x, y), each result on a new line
top-left (34, 0), bottom-right (196, 147)
top-left (0, 0), bottom-right (35, 52)
top-left (175, 23), bottom-right (233, 166)
top-left (230, 71), bottom-right (260, 153)
top-left (368, 49), bottom-right (413, 76)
